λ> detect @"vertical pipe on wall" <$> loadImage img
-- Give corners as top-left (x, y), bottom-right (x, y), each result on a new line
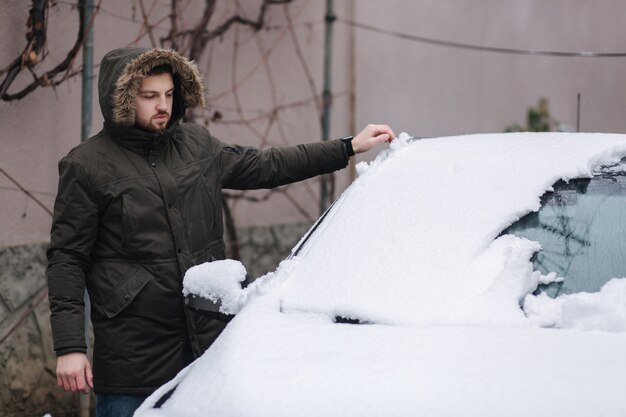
top-left (80, 1), bottom-right (94, 416)
top-left (81, 0), bottom-right (94, 143)
top-left (576, 93), bottom-right (581, 132)
top-left (348, 0), bottom-right (357, 183)
top-left (320, 0), bottom-right (335, 214)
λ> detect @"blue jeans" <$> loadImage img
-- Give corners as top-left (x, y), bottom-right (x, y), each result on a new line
top-left (96, 394), bottom-right (148, 417)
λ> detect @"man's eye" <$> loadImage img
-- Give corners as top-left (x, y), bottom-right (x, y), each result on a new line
top-left (166, 92), bottom-right (173, 97)
top-left (142, 94), bottom-right (155, 99)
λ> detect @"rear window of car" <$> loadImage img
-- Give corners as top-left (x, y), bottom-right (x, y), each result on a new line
top-left (504, 158), bottom-right (626, 297)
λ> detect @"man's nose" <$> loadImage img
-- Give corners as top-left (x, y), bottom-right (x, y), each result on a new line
top-left (156, 95), bottom-right (167, 111)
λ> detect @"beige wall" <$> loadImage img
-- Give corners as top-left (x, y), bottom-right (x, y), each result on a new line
top-left (354, 0), bottom-right (626, 136)
top-left (2, 0), bottom-right (626, 246)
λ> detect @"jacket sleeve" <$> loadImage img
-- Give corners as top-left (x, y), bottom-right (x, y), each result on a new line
top-left (47, 157), bottom-right (98, 355)
top-left (218, 138), bottom-right (350, 190)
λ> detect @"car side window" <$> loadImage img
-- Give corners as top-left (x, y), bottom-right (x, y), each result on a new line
top-left (504, 158), bottom-right (626, 297)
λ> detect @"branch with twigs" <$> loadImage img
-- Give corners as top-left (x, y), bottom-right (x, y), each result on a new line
top-left (171, 0), bottom-right (293, 61)
top-left (0, 0), bottom-right (47, 99)
top-left (1, 0), bottom-right (102, 102)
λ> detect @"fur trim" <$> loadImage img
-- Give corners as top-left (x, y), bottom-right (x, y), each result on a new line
top-left (112, 49), bottom-right (205, 126)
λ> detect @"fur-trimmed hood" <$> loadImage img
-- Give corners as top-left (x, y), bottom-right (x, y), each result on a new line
top-left (98, 47), bottom-right (205, 126)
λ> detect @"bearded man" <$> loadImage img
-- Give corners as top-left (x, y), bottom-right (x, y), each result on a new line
top-left (47, 47), bottom-right (394, 417)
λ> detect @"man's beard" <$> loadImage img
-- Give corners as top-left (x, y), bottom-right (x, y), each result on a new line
top-left (137, 112), bottom-right (171, 132)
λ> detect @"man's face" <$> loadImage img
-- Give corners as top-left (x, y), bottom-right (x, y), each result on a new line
top-left (135, 72), bottom-right (174, 132)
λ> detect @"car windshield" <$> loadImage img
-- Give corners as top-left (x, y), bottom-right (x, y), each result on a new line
top-left (504, 158), bottom-right (626, 297)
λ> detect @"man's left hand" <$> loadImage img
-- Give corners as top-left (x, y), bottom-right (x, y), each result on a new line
top-left (352, 124), bottom-right (396, 154)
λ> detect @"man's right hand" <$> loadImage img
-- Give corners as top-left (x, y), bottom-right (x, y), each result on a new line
top-left (56, 352), bottom-right (94, 394)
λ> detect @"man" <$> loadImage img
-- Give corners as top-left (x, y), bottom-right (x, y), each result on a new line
top-left (47, 47), bottom-right (394, 416)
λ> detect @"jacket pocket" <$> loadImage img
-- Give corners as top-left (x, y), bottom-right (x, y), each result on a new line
top-left (102, 266), bottom-right (152, 318)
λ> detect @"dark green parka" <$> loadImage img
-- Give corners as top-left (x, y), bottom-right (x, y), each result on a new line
top-left (47, 48), bottom-right (349, 394)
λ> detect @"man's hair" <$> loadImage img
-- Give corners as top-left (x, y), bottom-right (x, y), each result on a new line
top-left (147, 64), bottom-right (173, 76)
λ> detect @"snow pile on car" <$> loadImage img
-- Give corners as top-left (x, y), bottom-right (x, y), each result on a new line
top-left (524, 278), bottom-right (626, 331)
top-left (183, 259), bottom-right (247, 315)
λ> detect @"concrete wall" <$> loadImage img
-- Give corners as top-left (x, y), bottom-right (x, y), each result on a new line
top-left (0, 243), bottom-right (88, 417)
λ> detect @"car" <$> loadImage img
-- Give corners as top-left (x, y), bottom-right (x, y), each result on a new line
top-left (136, 132), bottom-right (626, 417)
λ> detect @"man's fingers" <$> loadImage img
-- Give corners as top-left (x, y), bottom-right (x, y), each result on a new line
top-left (379, 128), bottom-right (395, 141)
top-left (59, 375), bottom-right (68, 391)
top-left (69, 376), bottom-right (78, 392)
top-left (76, 374), bottom-right (86, 393)
top-left (373, 133), bottom-right (390, 143)
top-left (62, 376), bottom-right (71, 392)
top-left (352, 123), bottom-right (395, 154)
top-left (86, 361), bottom-right (94, 389)
top-left (370, 125), bottom-right (395, 140)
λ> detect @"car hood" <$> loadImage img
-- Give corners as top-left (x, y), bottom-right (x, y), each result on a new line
top-left (139, 291), bottom-right (626, 417)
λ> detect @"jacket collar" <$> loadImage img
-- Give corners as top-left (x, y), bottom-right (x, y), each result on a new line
top-left (104, 120), bottom-right (178, 155)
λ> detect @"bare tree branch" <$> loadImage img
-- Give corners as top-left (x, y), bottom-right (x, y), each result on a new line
top-left (283, 4), bottom-right (322, 119)
top-left (1, 0), bottom-right (102, 102)
top-left (188, 0), bottom-right (217, 61)
top-left (138, 0), bottom-right (158, 48)
top-left (230, 23), bottom-right (266, 144)
top-left (175, 0), bottom-right (292, 49)
top-left (0, 0), bottom-right (47, 98)
top-left (160, 0), bottom-right (181, 50)
top-left (206, 0), bottom-right (310, 102)
top-left (0, 167), bottom-right (53, 217)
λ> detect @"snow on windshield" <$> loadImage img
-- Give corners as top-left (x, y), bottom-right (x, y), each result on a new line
top-left (274, 132), bottom-right (626, 327)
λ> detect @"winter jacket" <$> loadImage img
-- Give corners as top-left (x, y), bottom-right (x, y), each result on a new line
top-left (47, 47), bottom-right (349, 394)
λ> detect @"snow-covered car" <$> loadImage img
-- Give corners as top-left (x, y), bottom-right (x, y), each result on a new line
top-left (136, 132), bottom-right (626, 417)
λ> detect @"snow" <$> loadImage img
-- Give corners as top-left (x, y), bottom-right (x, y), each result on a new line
top-left (525, 278), bottom-right (626, 332)
top-left (139, 292), bottom-right (626, 417)
top-left (277, 132), bottom-right (626, 327)
top-left (182, 259), bottom-right (247, 315)
top-left (137, 132), bottom-right (626, 417)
